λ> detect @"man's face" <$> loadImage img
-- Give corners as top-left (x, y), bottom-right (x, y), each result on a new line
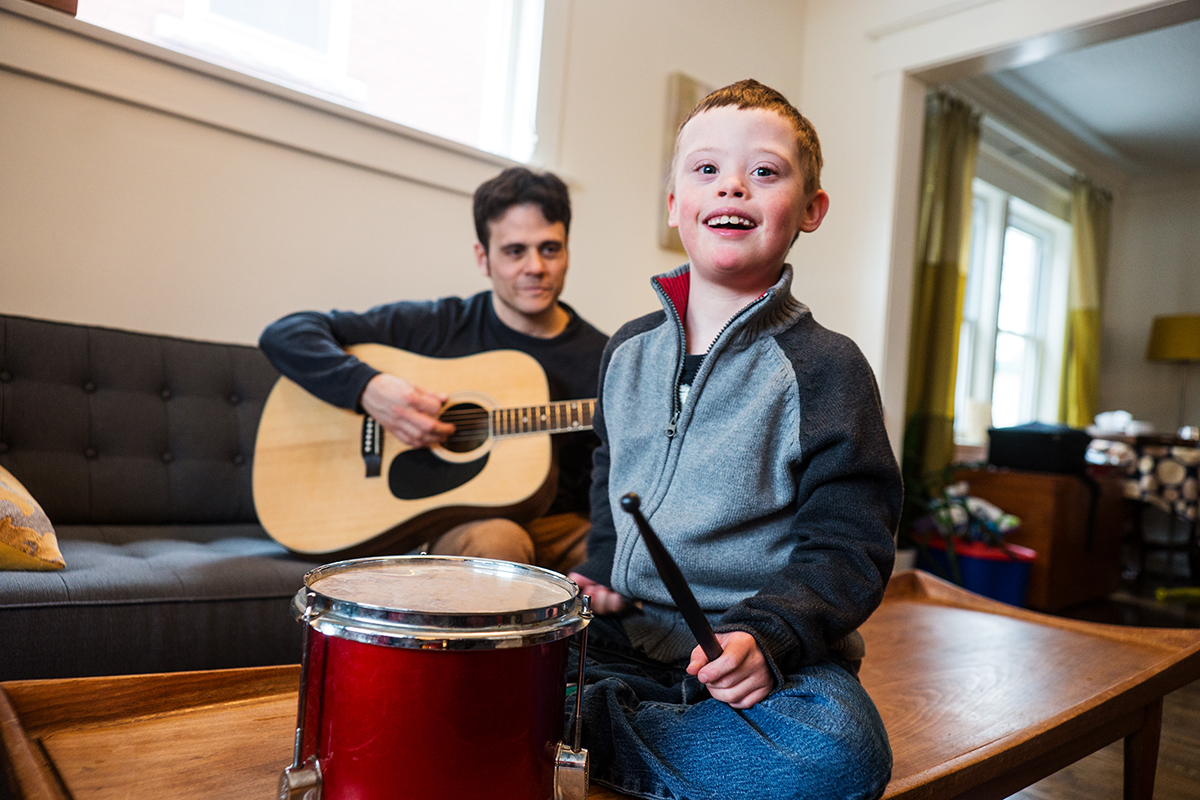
top-left (668, 106), bottom-right (827, 290)
top-left (475, 203), bottom-right (569, 329)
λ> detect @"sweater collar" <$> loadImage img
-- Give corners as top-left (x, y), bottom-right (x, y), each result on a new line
top-left (651, 264), bottom-right (808, 346)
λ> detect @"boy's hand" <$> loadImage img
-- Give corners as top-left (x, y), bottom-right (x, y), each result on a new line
top-left (687, 631), bottom-right (774, 709)
top-left (360, 373), bottom-right (454, 448)
top-left (568, 572), bottom-right (629, 615)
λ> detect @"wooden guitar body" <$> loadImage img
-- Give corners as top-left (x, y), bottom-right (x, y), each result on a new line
top-left (252, 346), bottom-right (578, 558)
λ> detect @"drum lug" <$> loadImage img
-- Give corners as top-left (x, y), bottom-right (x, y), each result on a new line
top-left (278, 756), bottom-right (322, 800)
top-left (554, 743), bottom-right (589, 800)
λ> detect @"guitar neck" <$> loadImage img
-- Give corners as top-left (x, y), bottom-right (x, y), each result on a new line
top-left (491, 399), bottom-right (596, 438)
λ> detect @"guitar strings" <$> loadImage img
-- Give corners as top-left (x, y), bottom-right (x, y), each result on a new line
top-left (428, 404), bottom-right (595, 442)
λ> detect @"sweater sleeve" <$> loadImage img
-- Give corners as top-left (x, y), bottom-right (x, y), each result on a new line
top-left (716, 332), bottom-right (901, 678)
top-left (258, 300), bottom-right (459, 411)
top-left (571, 337), bottom-right (619, 587)
top-left (259, 310), bottom-right (381, 410)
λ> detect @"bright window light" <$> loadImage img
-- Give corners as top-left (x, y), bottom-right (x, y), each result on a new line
top-left (75, 0), bottom-right (545, 162)
top-left (953, 179), bottom-right (1072, 444)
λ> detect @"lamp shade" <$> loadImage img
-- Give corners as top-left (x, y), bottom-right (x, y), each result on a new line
top-left (1146, 314), bottom-right (1200, 362)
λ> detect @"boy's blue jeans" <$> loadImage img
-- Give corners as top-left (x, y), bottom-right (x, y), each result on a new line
top-left (570, 616), bottom-right (892, 800)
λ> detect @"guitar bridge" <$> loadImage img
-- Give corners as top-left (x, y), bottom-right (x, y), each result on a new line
top-left (362, 416), bottom-right (382, 478)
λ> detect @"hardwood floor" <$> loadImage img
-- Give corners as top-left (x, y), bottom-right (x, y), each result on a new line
top-left (1005, 588), bottom-right (1200, 800)
top-left (1005, 677), bottom-right (1200, 800)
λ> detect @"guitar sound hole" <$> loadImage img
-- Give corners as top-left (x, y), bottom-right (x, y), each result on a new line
top-left (440, 403), bottom-right (490, 453)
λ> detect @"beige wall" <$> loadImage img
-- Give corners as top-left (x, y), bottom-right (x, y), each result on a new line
top-left (1101, 178), bottom-right (1200, 432)
top-left (0, 0), bottom-right (805, 346)
top-left (795, 0), bottom-right (1199, 442)
top-left (3, 0), bottom-right (1195, 444)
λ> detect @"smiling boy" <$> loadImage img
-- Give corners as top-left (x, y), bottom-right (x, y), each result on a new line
top-left (568, 80), bottom-right (901, 799)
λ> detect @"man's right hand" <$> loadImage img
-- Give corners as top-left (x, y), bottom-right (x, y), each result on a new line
top-left (359, 373), bottom-right (455, 448)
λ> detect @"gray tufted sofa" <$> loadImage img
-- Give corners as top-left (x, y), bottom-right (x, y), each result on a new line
top-left (0, 314), bottom-right (314, 681)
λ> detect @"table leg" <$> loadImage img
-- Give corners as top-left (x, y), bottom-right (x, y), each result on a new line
top-left (1188, 517), bottom-right (1200, 583)
top-left (1123, 698), bottom-right (1163, 800)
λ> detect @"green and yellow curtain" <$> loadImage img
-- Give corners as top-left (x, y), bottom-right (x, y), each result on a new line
top-left (1059, 178), bottom-right (1112, 428)
top-left (901, 92), bottom-right (980, 526)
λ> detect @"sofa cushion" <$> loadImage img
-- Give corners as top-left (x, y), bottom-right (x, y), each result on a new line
top-left (0, 525), bottom-right (314, 680)
top-left (0, 314), bottom-right (278, 526)
top-left (0, 464), bottom-right (64, 571)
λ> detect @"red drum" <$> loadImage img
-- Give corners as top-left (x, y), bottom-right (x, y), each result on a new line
top-left (280, 556), bottom-right (591, 800)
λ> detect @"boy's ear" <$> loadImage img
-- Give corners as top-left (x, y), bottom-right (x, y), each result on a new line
top-left (667, 191), bottom-right (680, 229)
top-left (474, 242), bottom-right (490, 277)
top-left (798, 190), bottom-right (831, 234)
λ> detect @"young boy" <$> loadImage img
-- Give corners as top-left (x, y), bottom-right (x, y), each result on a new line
top-left (568, 80), bottom-right (902, 800)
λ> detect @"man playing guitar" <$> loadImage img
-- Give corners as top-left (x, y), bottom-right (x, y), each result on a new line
top-left (259, 167), bottom-right (607, 571)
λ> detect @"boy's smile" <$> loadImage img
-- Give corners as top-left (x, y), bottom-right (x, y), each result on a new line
top-left (668, 106), bottom-right (828, 295)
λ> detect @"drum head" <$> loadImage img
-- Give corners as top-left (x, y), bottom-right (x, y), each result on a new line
top-left (295, 555), bottom-right (589, 650)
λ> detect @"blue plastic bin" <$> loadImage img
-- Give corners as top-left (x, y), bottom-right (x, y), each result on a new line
top-left (918, 536), bottom-right (1036, 606)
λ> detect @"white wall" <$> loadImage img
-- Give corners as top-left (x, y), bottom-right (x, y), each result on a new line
top-left (0, 0), bottom-right (805, 347)
top-left (0, 1), bottom-right (500, 343)
top-left (1100, 177), bottom-right (1200, 432)
top-left (795, 0), bottom-right (1198, 443)
top-left (553, 0), bottom-right (807, 330)
top-left (3, 0), bottom-right (1194, 445)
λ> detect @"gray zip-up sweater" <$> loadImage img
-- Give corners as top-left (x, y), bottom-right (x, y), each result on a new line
top-left (575, 264), bottom-right (901, 680)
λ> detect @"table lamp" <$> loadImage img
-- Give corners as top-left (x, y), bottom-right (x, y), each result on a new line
top-left (1146, 313), bottom-right (1200, 438)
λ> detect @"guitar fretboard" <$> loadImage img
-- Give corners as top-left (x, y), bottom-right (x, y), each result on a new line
top-left (491, 399), bottom-right (596, 438)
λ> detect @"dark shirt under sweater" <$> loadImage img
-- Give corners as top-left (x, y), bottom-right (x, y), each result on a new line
top-left (259, 292), bottom-right (608, 515)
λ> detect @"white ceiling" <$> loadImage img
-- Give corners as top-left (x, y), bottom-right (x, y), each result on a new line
top-left (977, 16), bottom-right (1200, 179)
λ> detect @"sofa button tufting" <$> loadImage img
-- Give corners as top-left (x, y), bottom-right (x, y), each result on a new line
top-left (160, 388), bottom-right (172, 400)
top-left (232, 453), bottom-right (245, 466)
top-left (228, 393), bottom-right (240, 405)
top-left (0, 370), bottom-right (11, 382)
top-left (83, 381), bottom-right (96, 393)
top-left (85, 447), bottom-right (97, 459)
top-left (162, 452), bottom-right (174, 464)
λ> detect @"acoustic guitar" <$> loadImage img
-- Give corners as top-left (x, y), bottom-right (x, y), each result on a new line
top-left (252, 345), bottom-right (596, 558)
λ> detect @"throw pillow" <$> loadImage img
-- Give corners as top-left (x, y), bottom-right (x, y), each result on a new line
top-left (0, 465), bottom-right (65, 570)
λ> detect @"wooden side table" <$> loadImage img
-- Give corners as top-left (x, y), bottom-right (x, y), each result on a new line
top-left (954, 467), bottom-right (1126, 611)
top-left (4, 573), bottom-right (1199, 800)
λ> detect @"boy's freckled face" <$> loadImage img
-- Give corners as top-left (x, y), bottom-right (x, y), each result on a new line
top-left (668, 106), bottom-right (825, 287)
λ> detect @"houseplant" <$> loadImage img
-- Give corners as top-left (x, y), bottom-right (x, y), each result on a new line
top-left (910, 480), bottom-right (1036, 606)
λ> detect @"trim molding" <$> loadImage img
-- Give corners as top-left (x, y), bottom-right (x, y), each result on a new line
top-left (0, 0), bottom-right (517, 198)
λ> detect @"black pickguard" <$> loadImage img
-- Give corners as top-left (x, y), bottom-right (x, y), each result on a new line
top-left (387, 448), bottom-right (489, 500)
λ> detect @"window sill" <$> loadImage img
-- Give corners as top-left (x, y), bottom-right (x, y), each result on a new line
top-left (1, 0), bottom-right (514, 198)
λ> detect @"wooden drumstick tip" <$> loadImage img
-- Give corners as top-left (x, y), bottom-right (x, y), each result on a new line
top-left (620, 492), bottom-right (641, 513)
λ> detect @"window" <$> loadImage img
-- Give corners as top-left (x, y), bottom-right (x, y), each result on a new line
top-left (75, 0), bottom-right (546, 162)
top-left (954, 179), bottom-right (1071, 444)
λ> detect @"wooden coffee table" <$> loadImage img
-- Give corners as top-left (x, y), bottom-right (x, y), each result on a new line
top-left (3, 571), bottom-right (1199, 800)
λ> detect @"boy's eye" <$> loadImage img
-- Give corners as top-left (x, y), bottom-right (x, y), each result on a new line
top-left (752, 166), bottom-right (776, 177)
top-left (698, 165), bottom-right (717, 174)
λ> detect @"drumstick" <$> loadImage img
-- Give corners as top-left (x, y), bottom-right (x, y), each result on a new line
top-left (619, 492), bottom-right (724, 662)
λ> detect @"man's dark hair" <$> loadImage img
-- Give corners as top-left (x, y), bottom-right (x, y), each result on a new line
top-left (473, 167), bottom-right (572, 249)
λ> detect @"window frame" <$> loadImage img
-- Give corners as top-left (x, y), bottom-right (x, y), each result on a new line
top-left (954, 178), bottom-right (1072, 445)
top-left (1, 0), bottom-right (566, 200)
top-left (75, 0), bottom-right (549, 164)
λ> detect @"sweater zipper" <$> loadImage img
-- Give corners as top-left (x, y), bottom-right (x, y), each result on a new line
top-left (661, 285), bottom-right (776, 439)
top-left (664, 325), bottom-right (686, 438)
